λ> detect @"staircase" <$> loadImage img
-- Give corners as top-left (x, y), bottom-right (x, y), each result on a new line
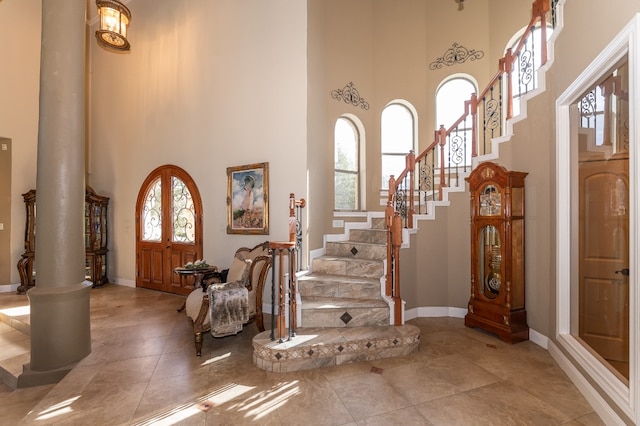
top-left (252, 217), bottom-right (420, 373)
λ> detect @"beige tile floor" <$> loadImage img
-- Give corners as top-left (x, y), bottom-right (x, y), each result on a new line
top-left (0, 284), bottom-right (604, 425)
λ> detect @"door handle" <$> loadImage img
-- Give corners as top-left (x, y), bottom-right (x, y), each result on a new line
top-left (615, 268), bottom-right (630, 276)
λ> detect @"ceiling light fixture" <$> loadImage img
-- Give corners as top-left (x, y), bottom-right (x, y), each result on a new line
top-left (456, 0), bottom-right (465, 11)
top-left (95, 0), bottom-right (131, 52)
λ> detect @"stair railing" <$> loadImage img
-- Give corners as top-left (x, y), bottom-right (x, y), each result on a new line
top-left (269, 193), bottom-right (306, 342)
top-left (385, 0), bottom-right (556, 325)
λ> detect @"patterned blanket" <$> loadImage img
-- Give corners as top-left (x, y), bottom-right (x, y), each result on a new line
top-left (208, 281), bottom-right (249, 337)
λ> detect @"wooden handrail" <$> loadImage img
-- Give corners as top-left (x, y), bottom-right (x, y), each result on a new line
top-left (384, 0), bottom-right (555, 325)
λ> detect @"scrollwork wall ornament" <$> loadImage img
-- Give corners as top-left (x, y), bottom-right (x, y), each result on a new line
top-left (429, 42), bottom-right (484, 70)
top-left (331, 82), bottom-right (370, 110)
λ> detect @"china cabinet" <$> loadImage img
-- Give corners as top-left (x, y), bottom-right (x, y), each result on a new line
top-left (16, 187), bottom-right (109, 294)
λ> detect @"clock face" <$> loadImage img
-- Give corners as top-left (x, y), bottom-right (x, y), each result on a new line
top-left (479, 185), bottom-right (501, 216)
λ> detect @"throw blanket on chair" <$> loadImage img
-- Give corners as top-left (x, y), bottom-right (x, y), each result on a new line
top-left (208, 281), bottom-right (249, 337)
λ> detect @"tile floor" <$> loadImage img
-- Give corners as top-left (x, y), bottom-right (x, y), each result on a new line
top-left (0, 284), bottom-right (604, 425)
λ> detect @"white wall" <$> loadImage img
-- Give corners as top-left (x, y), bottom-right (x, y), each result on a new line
top-left (88, 0), bottom-right (308, 283)
top-left (0, 0), bottom-right (41, 286)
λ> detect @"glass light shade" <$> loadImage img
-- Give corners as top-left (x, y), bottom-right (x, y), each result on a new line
top-left (95, 0), bottom-right (131, 52)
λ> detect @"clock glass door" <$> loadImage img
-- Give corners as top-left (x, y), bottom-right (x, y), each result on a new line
top-left (479, 225), bottom-right (501, 299)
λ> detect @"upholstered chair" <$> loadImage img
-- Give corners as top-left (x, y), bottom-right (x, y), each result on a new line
top-left (184, 242), bottom-right (271, 356)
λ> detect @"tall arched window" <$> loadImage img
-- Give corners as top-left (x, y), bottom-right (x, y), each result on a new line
top-left (436, 76), bottom-right (477, 166)
top-left (334, 116), bottom-right (361, 210)
top-left (381, 102), bottom-right (416, 189)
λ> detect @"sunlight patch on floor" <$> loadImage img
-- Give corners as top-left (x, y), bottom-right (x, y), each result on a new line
top-left (132, 383), bottom-right (256, 426)
top-left (232, 380), bottom-right (300, 420)
top-left (0, 305), bottom-right (30, 317)
top-left (34, 396), bottom-right (81, 421)
top-left (202, 351), bottom-right (231, 365)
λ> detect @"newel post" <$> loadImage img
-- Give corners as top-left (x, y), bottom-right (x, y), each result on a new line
top-left (406, 150), bottom-right (415, 228)
top-left (385, 198), bottom-right (395, 298)
top-left (503, 49), bottom-right (514, 120)
top-left (533, 0), bottom-right (551, 66)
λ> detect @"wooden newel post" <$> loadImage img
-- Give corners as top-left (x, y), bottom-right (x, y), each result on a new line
top-left (392, 213), bottom-right (403, 325)
top-left (406, 150), bottom-right (416, 228)
top-left (269, 241), bottom-right (296, 342)
top-left (385, 201), bottom-right (394, 298)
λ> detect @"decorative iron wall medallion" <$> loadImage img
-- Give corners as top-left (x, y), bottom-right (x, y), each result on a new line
top-left (429, 42), bottom-right (484, 70)
top-left (331, 82), bottom-right (370, 110)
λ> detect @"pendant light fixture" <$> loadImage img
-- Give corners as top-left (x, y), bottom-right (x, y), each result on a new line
top-left (95, 0), bottom-right (132, 52)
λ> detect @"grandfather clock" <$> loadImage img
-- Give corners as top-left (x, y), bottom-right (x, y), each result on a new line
top-left (465, 161), bottom-right (528, 343)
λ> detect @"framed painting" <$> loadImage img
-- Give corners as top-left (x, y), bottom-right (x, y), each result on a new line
top-left (227, 162), bottom-right (269, 234)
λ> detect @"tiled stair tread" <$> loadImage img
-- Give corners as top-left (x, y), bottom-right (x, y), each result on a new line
top-left (252, 324), bottom-right (420, 372)
top-left (298, 273), bottom-right (381, 286)
top-left (0, 296), bottom-right (31, 336)
top-left (315, 255), bottom-right (383, 264)
top-left (254, 324), bottom-right (419, 349)
top-left (329, 239), bottom-right (386, 247)
top-left (0, 352), bottom-right (29, 386)
top-left (300, 296), bottom-right (388, 309)
top-left (0, 324), bottom-right (30, 389)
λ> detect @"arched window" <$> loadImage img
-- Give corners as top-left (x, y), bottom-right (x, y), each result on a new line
top-left (436, 76), bottom-right (477, 166)
top-left (334, 116), bottom-right (361, 210)
top-left (381, 101), bottom-right (416, 189)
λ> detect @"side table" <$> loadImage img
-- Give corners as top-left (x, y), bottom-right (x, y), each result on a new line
top-left (174, 266), bottom-right (218, 312)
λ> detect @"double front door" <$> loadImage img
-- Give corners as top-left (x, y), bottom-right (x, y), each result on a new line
top-left (135, 165), bottom-right (203, 295)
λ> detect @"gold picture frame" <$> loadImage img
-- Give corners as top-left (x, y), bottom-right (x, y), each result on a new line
top-left (227, 162), bottom-right (269, 234)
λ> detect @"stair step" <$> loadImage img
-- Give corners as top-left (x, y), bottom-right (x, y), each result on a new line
top-left (325, 240), bottom-right (386, 260)
top-left (0, 322), bottom-right (30, 390)
top-left (300, 296), bottom-right (389, 328)
top-left (348, 228), bottom-right (387, 245)
top-left (311, 256), bottom-right (383, 278)
top-left (252, 324), bottom-right (420, 373)
top-left (371, 217), bottom-right (386, 229)
top-left (298, 274), bottom-right (381, 299)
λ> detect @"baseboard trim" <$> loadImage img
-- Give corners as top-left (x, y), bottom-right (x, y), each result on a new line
top-left (0, 284), bottom-right (20, 293)
top-left (113, 279), bottom-right (135, 288)
top-left (548, 340), bottom-right (627, 425)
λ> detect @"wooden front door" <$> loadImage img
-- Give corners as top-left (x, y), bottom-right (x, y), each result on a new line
top-left (136, 165), bottom-right (203, 295)
top-left (578, 156), bottom-right (629, 373)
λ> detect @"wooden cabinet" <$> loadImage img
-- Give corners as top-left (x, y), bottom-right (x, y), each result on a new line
top-left (16, 187), bottom-right (109, 294)
top-left (464, 162), bottom-right (528, 343)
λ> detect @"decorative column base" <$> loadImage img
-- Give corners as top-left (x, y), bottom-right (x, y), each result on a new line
top-left (21, 281), bottom-right (92, 387)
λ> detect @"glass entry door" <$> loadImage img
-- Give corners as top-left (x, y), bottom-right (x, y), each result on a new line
top-left (135, 165), bottom-right (203, 295)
